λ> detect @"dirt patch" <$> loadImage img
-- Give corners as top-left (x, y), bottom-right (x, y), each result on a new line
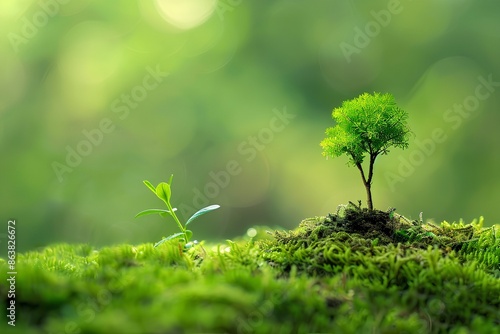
top-left (320, 202), bottom-right (408, 245)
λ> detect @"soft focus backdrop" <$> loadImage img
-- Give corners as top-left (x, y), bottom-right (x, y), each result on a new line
top-left (1, 0), bottom-right (499, 251)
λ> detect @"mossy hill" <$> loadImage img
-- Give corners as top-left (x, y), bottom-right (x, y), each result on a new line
top-left (1, 205), bottom-right (499, 333)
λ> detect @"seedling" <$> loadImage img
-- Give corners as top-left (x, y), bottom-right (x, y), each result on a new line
top-left (135, 174), bottom-right (220, 247)
top-left (320, 92), bottom-right (412, 210)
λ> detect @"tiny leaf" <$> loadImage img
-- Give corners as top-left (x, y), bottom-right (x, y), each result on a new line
top-left (168, 174), bottom-right (174, 185)
top-left (155, 182), bottom-right (171, 204)
top-left (153, 232), bottom-right (185, 247)
top-left (135, 208), bottom-right (177, 218)
top-left (143, 180), bottom-right (156, 194)
top-left (185, 204), bottom-right (220, 226)
top-left (185, 229), bottom-right (193, 241)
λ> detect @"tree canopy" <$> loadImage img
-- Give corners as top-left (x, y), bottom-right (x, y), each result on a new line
top-left (321, 92), bottom-right (412, 210)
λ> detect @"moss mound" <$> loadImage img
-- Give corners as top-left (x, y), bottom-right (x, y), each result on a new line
top-left (1, 210), bottom-right (499, 333)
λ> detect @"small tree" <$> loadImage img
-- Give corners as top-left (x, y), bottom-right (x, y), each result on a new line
top-left (320, 92), bottom-right (411, 210)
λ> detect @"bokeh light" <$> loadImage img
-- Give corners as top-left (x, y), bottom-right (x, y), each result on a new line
top-left (155, 0), bottom-right (217, 30)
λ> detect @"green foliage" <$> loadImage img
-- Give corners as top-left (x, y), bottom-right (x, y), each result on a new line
top-left (135, 174), bottom-right (220, 247)
top-left (262, 216), bottom-right (500, 332)
top-left (320, 92), bottom-right (411, 165)
top-left (1, 216), bottom-right (498, 333)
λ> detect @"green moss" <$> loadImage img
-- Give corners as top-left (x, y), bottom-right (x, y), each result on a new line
top-left (1, 210), bottom-right (499, 333)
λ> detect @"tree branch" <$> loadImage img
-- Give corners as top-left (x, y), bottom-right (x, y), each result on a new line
top-left (355, 162), bottom-right (368, 186)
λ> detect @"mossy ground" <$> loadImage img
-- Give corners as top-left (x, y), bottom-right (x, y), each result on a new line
top-left (1, 205), bottom-right (499, 334)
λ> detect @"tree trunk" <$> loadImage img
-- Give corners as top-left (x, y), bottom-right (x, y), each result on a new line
top-left (355, 154), bottom-right (376, 211)
top-left (365, 183), bottom-right (373, 211)
top-left (366, 154), bottom-right (375, 211)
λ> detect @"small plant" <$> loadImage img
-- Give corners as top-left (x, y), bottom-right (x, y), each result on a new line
top-left (320, 92), bottom-right (412, 210)
top-left (135, 174), bottom-right (220, 247)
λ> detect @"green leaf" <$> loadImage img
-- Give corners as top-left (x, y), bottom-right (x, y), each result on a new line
top-left (185, 205), bottom-right (220, 226)
top-left (168, 174), bottom-right (174, 185)
top-left (153, 232), bottom-right (185, 247)
top-left (135, 208), bottom-right (177, 218)
top-left (185, 230), bottom-right (193, 241)
top-left (143, 180), bottom-right (156, 194)
top-left (155, 182), bottom-right (171, 204)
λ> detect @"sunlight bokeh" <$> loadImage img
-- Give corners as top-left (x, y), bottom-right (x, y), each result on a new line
top-left (155, 0), bottom-right (218, 30)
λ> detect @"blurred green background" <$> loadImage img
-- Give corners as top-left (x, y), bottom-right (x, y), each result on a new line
top-left (1, 0), bottom-right (499, 251)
